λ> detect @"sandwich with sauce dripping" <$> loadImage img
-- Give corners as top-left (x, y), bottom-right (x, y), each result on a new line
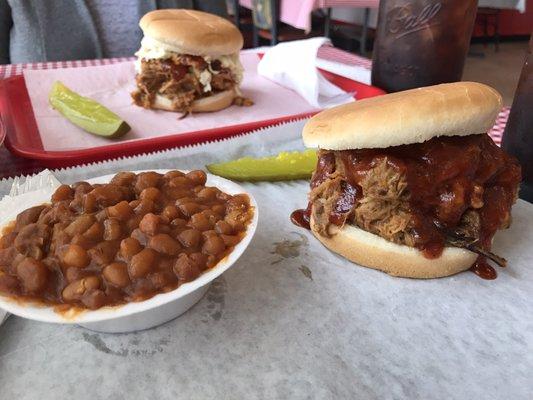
top-left (292, 82), bottom-right (521, 279)
top-left (131, 9), bottom-right (246, 114)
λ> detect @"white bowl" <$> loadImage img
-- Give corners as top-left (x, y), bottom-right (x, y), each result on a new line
top-left (0, 170), bottom-right (258, 333)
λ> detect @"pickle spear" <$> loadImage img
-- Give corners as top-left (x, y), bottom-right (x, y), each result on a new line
top-left (206, 149), bottom-right (318, 181)
top-left (49, 81), bottom-right (130, 138)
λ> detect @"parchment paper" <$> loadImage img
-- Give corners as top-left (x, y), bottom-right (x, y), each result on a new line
top-left (0, 120), bottom-right (532, 400)
top-left (23, 53), bottom-right (320, 151)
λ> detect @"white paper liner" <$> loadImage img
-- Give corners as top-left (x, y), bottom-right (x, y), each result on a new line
top-left (22, 53), bottom-right (320, 151)
top-left (0, 120), bottom-right (531, 400)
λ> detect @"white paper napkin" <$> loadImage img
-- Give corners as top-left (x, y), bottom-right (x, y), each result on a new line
top-left (0, 170), bottom-right (62, 327)
top-left (257, 37), bottom-right (355, 108)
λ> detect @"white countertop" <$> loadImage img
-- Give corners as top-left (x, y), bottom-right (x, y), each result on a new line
top-left (478, 0), bottom-right (526, 12)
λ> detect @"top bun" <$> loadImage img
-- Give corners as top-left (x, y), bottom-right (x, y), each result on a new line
top-left (302, 82), bottom-right (502, 150)
top-left (139, 9), bottom-right (243, 57)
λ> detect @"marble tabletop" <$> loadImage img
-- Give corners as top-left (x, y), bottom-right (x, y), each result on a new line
top-left (0, 121), bottom-right (532, 399)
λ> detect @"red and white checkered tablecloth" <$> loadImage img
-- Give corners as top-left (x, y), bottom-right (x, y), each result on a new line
top-left (317, 46), bottom-right (373, 69)
top-left (240, 0), bottom-right (380, 8)
top-left (488, 106), bottom-right (509, 145)
top-left (240, 0), bottom-right (379, 31)
top-left (0, 48), bottom-right (374, 80)
top-left (0, 57), bottom-right (134, 80)
top-left (0, 48), bottom-right (509, 179)
top-left (317, 0), bottom-right (380, 8)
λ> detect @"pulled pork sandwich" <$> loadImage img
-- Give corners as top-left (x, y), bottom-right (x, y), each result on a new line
top-left (294, 82), bottom-right (521, 279)
top-left (131, 9), bottom-right (245, 113)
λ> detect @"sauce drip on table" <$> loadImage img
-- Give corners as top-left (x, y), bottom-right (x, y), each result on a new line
top-left (469, 256), bottom-right (498, 280)
top-left (290, 206), bottom-right (311, 230)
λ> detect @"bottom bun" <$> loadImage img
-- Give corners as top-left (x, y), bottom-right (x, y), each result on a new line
top-left (153, 89), bottom-right (236, 113)
top-left (310, 215), bottom-right (477, 279)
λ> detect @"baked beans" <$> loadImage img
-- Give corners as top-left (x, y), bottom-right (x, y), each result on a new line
top-left (0, 170), bottom-right (253, 310)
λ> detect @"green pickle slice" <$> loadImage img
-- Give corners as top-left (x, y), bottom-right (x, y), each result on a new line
top-left (207, 149), bottom-right (318, 181)
top-left (49, 81), bottom-right (130, 138)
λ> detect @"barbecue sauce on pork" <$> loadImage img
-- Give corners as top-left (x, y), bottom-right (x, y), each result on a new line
top-left (292, 134), bottom-right (521, 279)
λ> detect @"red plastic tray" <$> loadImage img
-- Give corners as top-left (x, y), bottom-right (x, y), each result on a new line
top-left (0, 67), bottom-right (385, 168)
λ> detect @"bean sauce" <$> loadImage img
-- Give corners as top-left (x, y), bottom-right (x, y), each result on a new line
top-left (0, 170), bottom-right (253, 310)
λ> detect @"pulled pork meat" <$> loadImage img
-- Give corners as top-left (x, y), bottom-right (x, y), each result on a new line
top-left (309, 134), bottom-right (521, 259)
top-left (131, 54), bottom-right (237, 112)
top-left (310, 155), bottom-right (413, 245)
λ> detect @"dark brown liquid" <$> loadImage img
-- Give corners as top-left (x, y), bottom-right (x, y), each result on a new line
top-left (290, 208), bottom-right (311, 230)
top-left (469, 256), bottom-right (497, 280)
top-left (372, 0), bottom-right (478, 92)
top-left (502, 36), bottom-right (533, 202)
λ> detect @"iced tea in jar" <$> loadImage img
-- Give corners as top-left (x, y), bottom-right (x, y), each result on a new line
top-left (372, 0), bottom-right (478, 92)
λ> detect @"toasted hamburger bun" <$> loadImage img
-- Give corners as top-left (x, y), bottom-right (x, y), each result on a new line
top-left (310, 214), bottom-right (478, 279)
top-left (153, 89), bottom-right (236, 113)
top-left (303, 82), bottom-right (502, 150)
top-left (139, 9), bottom-right (243, 57)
